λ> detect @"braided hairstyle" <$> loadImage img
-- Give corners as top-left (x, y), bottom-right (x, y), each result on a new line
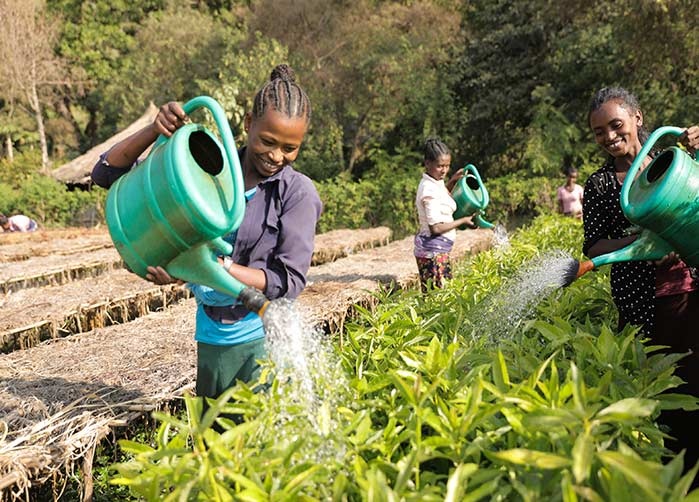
top-left (423, 137), bottom-right (451, 163)
top-left (251, 64), bottom-right (311, 124)
top-left (588, 87), bottom-right (649, 145)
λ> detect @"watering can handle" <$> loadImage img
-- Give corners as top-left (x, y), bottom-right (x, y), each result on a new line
top-left (620, 126), bottom-right (684, 210)
top-left (153, 96), bottom-right (246, 234)
top-left (463, 164), bottom-right (490, 208)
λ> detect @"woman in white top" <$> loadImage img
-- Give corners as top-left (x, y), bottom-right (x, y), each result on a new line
top-left (414, 138), bottom-right (476, 291)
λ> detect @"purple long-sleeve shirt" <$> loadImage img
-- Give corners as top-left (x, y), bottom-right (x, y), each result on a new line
top-left (92, 149), bottom-right (322, 321)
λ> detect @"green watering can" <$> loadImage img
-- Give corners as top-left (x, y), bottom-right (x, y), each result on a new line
top-left (105, 95), bottom-right (269, 315)
top-left (575, 126), bottom-right (699, 279)
top-left (451, 164), bottom-right (495, 229)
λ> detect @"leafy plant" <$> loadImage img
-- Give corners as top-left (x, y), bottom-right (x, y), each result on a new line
top-left (110, 215), bottom-right (699, 500)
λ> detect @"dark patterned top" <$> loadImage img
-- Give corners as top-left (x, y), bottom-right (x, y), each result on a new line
top-left (582, 158), bottom-right (656, 334)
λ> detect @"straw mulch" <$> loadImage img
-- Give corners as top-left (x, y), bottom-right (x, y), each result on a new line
top-left (0, 228), bottom-right (493, 500)
top-left (0, 226), bottom-right (389, 266)
top-left (0, 248), bottom-right (121, 283)
top-left (311, 227), bottom-right (391, 265)
top-left (0, 227), bottom-right (390, 288)
top-left (1, 271), bottom-right (189, 353)
top-left (0, 300), bottom-right (197, 500)
top-left (0, 228), bottom-right (396, 354)
top-left (0, 228), bottom-right (112, 259)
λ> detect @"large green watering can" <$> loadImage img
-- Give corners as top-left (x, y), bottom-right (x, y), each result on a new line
top-left (575, 126), bottom-right (699, 279)
top-left (105, 95), bottom-right (269, 314)
top-left (451, 164), bottom-right (495, 229)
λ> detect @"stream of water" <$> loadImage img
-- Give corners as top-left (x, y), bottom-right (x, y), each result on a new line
top-left (261, 299), bottom-right (347, 463)
top-left (491, 223), bottom-right (511, 250)
top-left (467, 249), bottom-right (578, 342)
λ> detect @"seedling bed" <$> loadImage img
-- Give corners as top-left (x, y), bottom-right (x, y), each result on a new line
top-left (0, 228), bottom-right (113, 262)
top-left (0, 248), bottom-right (121, 287)
top-left (0, 269), bottom-right (190, 352)
top-left (0, 227), bottom-right (392, 294)
top-left (0, 300), bottom-right (197, 498)
top-left (310, 226), bottom-right (391, 265)
top-left (0, 228), bottom-right (494, 500)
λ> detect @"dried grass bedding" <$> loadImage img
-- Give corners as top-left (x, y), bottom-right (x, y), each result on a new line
top-left (0, 228), bottom-right (492, 499)
top-left (311, 226), bottom-right (391, 265)
top-left (0, 226), bottom-right (390, 269)
top-left (0, 269), bottom-right (165, 333)
top-left (0, 271), bottom-right (189, 353)
top-left (0, 301), bottom-right (197, 498)
top-left (0, 228), bottom-right (392, 353)
top-left (0, 228), bottom-right (113, 262)
top-left (0, 248), bottom-right (121, 284)
top-left (0, 227), bottom-right (391, 293)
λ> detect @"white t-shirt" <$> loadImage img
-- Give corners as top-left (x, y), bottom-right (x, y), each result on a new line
top-left (415, 173), bottom-right (457, 242)
top-left (7, 214), bottom-right (37, 232)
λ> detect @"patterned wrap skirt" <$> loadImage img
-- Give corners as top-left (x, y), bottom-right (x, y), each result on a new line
top-left (414, 233), bottom-right (454, 292)
top-left (415, 253), bottom-right (452, 291)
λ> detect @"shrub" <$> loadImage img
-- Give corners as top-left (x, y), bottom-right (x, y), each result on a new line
top-left (0, 174), bottom-right (105, 228)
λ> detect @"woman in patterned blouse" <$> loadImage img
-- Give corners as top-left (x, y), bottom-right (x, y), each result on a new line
top-left (583, 86), bottom-right (699, 473)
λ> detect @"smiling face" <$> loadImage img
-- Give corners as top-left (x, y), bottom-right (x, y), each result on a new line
top-left (589, 99), bottom-right (643, 160)
top-left (243, 109), bottom-right (308, 179)
top-left (425, 154), bottom-right (451, 181)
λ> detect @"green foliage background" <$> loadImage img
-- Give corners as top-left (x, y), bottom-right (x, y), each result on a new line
top-left (0, 0), bottom-right (696, 232)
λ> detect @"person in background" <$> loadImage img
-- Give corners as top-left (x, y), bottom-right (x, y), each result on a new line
top-left (413, 137), bottom-right (476, 292)
top-left (583, 86), bottom-right (699, 474)
top-left (91, 64), bottom-right (322, 403)
top-left (0, 213), bottom-right (38, 232)
top-left (556, 166), bottom-right (584, 219)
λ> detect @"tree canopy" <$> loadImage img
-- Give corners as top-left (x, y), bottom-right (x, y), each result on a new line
top-left (0, 0), bottom-right (697, 184)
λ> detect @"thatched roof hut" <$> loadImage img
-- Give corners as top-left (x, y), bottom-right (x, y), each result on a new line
top-left (50, 103), bottom-right (159, 188)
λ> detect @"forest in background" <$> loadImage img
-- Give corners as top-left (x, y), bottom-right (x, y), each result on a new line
top-left (0, 0), bottom-right (697, 235)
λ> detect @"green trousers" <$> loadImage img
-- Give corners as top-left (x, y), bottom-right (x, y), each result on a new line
top-left (196, 338), bottom-right (267, 399)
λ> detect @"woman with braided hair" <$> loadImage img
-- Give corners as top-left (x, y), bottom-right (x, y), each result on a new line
top-left (413, 137), bottom-right (476, 292)
top-left (92, 64), bottom-right (322, 400)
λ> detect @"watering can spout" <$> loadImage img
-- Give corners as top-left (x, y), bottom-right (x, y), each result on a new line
top-left (590, 229), bottom-right (674, 269)
top-left (473, 213), bottom-right (495, 230)
top-left (568, 229), bottom-right (674, 285)
top-left (575, 260), bottom-right (595, 279)
top-left (165, 238), bottom-right (271, 316)
top-left (238, 288), bottom-right (272, 318)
